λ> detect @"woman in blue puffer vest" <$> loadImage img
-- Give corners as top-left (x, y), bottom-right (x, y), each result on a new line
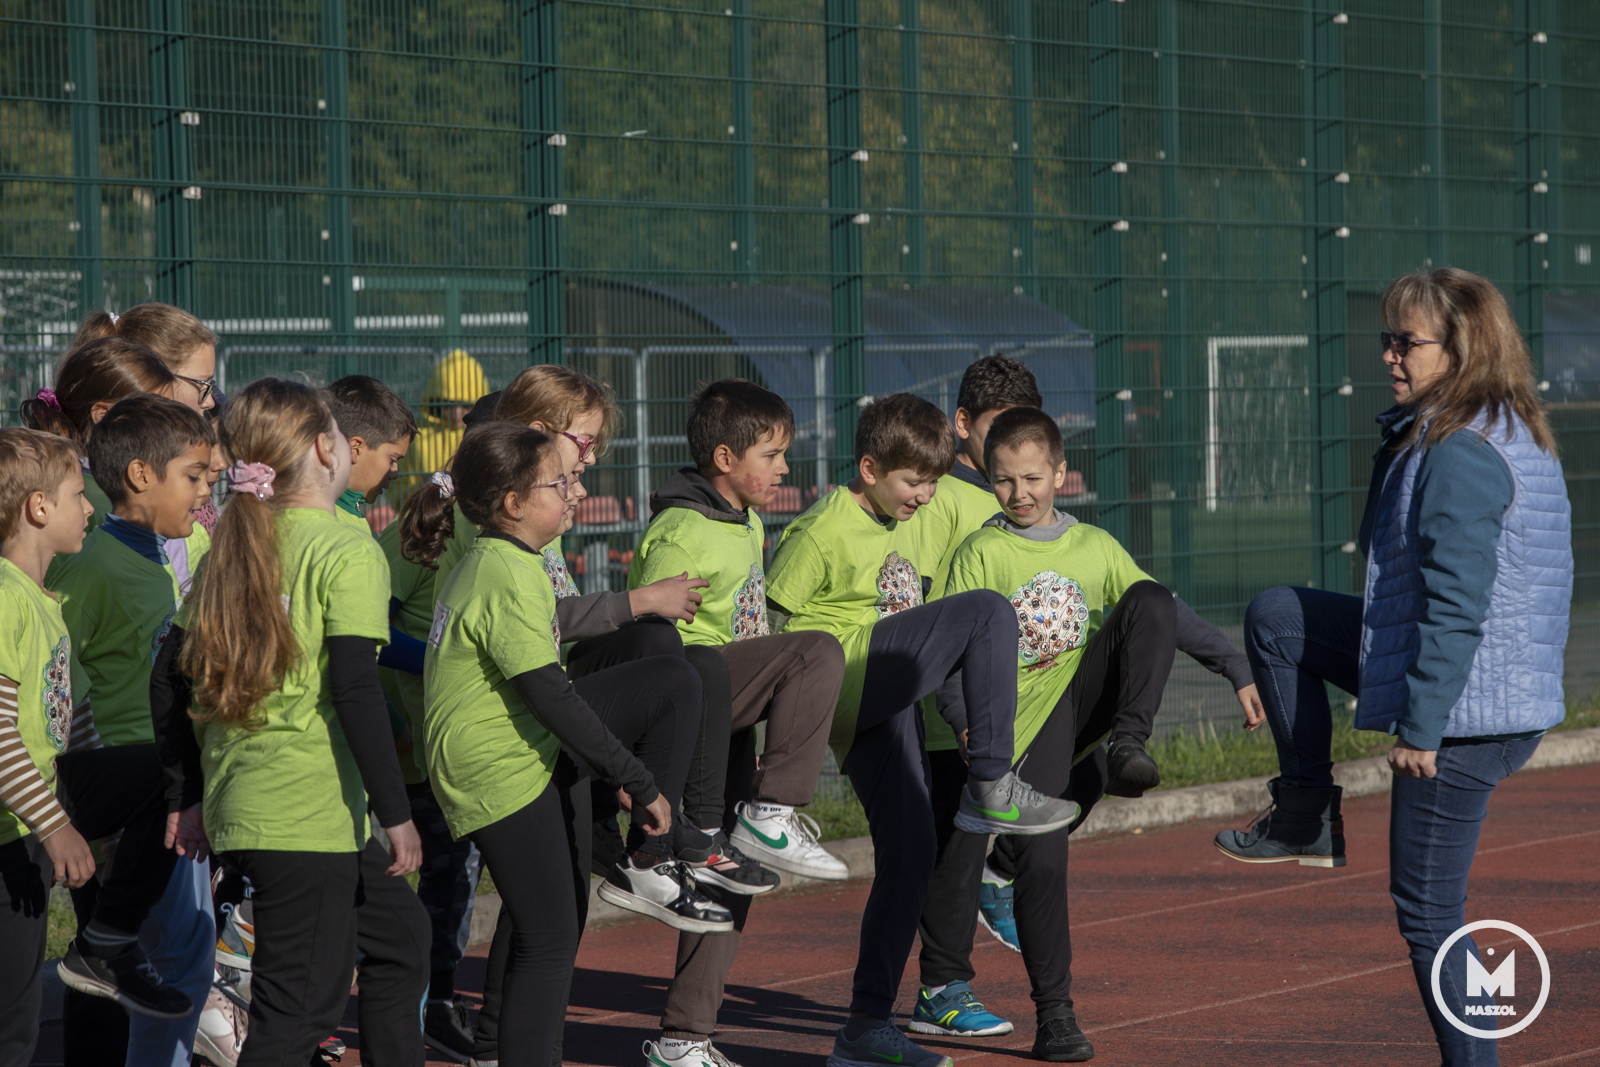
top-left (1215, 268), bottom-right (1571, 1066)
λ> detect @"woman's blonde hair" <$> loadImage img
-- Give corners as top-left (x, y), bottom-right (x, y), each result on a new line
top-left (181, 378), bottom-right (334, 726)
top-left (76, 303), bottom-right (216, 372)
top-left (494, 365), bottom-right (618, 455)
top-left (1381, 267), bottom-right (1556, 455)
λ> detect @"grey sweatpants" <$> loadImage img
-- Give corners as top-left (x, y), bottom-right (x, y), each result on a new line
top-left (659, 629), bottom-right (845, 1039)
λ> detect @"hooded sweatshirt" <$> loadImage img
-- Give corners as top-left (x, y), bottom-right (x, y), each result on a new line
top-left (627, 468), bottom-right (769, 647)
top-left (396, 349), bottom-right (489, 501)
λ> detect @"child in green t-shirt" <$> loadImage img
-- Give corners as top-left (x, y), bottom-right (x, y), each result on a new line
top-left (905, 355), bottom-right (1046, 1035)
top-left (765, 393), bottom-right (1076, 1067)
top-left (0, 427), bottom-right (199, 1053)
top-left (47, 394), bottom-right (220, 1061)
top-left (413, 421), bottom-right (710, 1066)
top-left (149, 378), bottom-right (430, 1066)
top-left (923, 407), bottom-right (1259, 1061)
top-left (627, 379), bottom-right (847, 1067)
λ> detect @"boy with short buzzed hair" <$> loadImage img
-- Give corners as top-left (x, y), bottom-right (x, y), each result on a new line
top-left (49, 393), bottom-right (218, 1067)
top-left (0, 426), bottom-right (195, 1066)
top-left (766, 393), bottom-right (1077, 1067)
top-left (322, 374), bottom-right (418, 535)
top-left (924, 407), bottom-right (1256, 1061)
top-left (627, 377), bottom-right (846, 1067)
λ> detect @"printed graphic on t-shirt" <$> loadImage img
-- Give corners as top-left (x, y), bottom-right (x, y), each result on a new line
top-left (150, 606), bottom-right (178, 666)
top-left (428, 602), bottom-right (452, 648)
top-left (543, 547), bottom-right (579, 600)
top-left (732, 563), bottom-right (769, 641)
top-left (42, 635), bottom-right (72, 751)
top-left (875, 552), bottom-right (922, 619)
top-left (1012, 570), bottom-right (1090, 669)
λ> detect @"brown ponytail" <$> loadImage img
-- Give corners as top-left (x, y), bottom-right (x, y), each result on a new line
top-left (21, 338), bottom-right (177, 443)
top-left (398, 469), bottom-right (458, 568)
top-left (181, 378), bottom-right (334, 726)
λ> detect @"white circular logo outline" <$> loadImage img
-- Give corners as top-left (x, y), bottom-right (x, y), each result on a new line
top-left (1430, 920), bottom-right (1550, 1039)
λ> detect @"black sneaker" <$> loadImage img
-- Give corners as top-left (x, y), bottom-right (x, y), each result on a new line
top-left (690, 831), bottom-right (781, 896)
top-left (1033, 1013), bottom-right (1094, 1062)
top-left (1104, 738), bottom-right (1160, 798)
top-left (672, 822), bottom-right (717, 864)
top-left (593, 817), bottom-right (628, 877)
top-left (597, 858), bottom-right (735, 933)
top-left (58, 938), bottom-right (194, 1020)
top-left (424, 996), bottom-right (475, 1063)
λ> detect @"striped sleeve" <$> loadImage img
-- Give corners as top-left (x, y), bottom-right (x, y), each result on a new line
top-left (0, 675), bottom-right (70, 840)
top-left (67, 695), bottom-right (102, 752)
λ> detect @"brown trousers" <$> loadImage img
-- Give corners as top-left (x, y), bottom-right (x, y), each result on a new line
top-left (660, 629), bottom-right (845, 1039)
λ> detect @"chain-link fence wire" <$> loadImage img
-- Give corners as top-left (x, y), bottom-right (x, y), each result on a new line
top-left (5, 0), bottom-right (1600, 745)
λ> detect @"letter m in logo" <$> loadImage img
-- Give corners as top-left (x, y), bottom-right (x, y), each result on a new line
top-left (1467, 950), bottom-right (1516, 998)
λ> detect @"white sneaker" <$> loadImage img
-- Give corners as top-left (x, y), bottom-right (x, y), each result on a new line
top-left (643, 1038), bottom-right (744, 1067)
top-left (729, 803), bottom-right (849, 881)
top-left (596, 858), bottom-right (734, 934)
top-left (193, 981), bottom-right (248, 1067)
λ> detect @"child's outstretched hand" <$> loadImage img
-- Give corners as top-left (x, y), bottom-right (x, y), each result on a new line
top-left (383, 819), bottom-right (423, 877)
top-left (42, 823), bottom-right (95, 888)
top-left (630, 573), bottom-right (709, 623)
top-left (165, 803), bottom-right (210, 863)
top-left (1237, 684), bottom-right (1266, 731)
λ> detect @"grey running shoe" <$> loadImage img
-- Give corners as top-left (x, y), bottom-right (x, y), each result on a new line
top-left (953, 771), bottom-right (1078, 836)
top-left (826, 1020), bottom-right (952, 1067)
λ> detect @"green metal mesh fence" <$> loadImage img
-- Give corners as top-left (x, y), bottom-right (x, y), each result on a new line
top-left (4, 0), bottom-right (1598, 738)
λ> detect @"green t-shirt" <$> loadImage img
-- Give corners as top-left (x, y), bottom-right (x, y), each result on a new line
top-left (0, 559), bottom-right (85, 845)
top-left (333, 491), bottom-right (370, 536)
top-left (194, 508), bottom-right (390, 853)
top-left (917, 468), bottom-right (1004, 751)
top-left (423, 536), bottom-right (563, 839)
top-left (82, 470), bottom-right (112, 534)
top-left (627, 507), bottom-right (768, 646)
top-left (435, 507), bottom-right (572, 605)
top-left (377, 519), bottom-right (434, 785)
top-left (945, 520), bottom-right (1152, 756)
top-left (49, 529), bottom-right (199, 746)
top-left (767, 486), bottom-right (937, 758)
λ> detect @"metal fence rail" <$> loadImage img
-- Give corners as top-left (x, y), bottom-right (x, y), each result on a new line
top-left (5, 0), bottom-right (1600, 736)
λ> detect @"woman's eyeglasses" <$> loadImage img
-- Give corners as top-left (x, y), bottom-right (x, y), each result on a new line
top-left (560, 430), bottom-right (598, 461)
top-left (1381, 332), bottom-right (1440, 358)
top-left (175, 372), bottom-right (217, 406)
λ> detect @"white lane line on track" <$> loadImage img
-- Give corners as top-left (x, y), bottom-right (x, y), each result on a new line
top-left (1076, 827), bottom-right (1600, 931)
top-left (1516, 1045), bottom-right (1600, 1066)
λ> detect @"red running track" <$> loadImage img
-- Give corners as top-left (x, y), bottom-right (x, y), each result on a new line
top-left (30, 761), bottom-right (1600, 1066)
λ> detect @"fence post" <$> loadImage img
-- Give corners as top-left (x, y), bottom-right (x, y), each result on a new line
top-left (826, 0), bottom-right (865, 480)
top-left (524, 0), bottom-right (566, 365)
top-left (1011, 0), bottom-right (1035, 300)
top-left (149, 0), bottom-right (194, 310)
top-left (1423, 0), bottom-right (1446, 270)
top-left (1303, 0), bottom-right (1350, 593)
top-left (731, 0), bottom-right (755, 285)
top-left (899, 0), bottom-right (925, 288)
top-left (68, 0), bottom-right (101, 317)
top-left (1090, 0), bottom-right (1127, 546)
top-left (1514, 0), bottom-right (1548, 380)
top-left (320, 0), bottom-right (354, 347)
top-left (1158, 0), bottom-right (1193, 602)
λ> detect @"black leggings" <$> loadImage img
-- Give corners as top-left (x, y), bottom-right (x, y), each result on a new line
top-left (474, 654), bottom-right (703, 1063)
top-left (918, 580), bottom-right (1175, 1018)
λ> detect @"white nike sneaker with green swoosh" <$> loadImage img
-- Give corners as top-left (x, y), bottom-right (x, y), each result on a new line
top-left (642, 1037), bottom-right (743, 1067)
top-left (728, 802), bottom-right (850, 881)
top-left (953, 771), bottom-right (1079, 836)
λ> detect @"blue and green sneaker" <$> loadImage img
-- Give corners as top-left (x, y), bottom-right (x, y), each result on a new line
top-left (977, 881), bottom-right (1020, 953)
top-left (827, 1019), bottom-right (951, 1067)
top-left (907, 981), bottom-right (1014, 1037)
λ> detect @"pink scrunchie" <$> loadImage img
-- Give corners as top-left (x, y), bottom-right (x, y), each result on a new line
top-left (35, 388), bottom-right (62, 411)
top-left (226, 462), bottom-right (276, 500)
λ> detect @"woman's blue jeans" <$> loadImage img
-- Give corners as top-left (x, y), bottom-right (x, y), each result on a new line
top-left (1244, 585), bottom-right (1543, 1066)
